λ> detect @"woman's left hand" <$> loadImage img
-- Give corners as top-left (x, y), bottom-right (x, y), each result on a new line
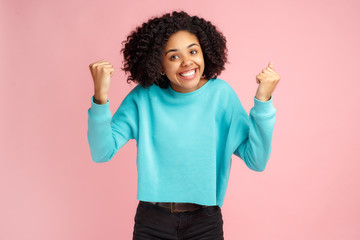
top-left (255, 62), bottom-right (280, 101)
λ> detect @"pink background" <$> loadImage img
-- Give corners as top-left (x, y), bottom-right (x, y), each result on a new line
top-left (1, 0), bottom-right (359, 239)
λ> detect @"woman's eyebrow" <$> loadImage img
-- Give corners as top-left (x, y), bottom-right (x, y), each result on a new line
top-left (165, 43), bottom-right (199, 56)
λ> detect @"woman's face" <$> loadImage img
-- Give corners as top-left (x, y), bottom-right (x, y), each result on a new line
top-left (162, 30), bottom-right (206, 93)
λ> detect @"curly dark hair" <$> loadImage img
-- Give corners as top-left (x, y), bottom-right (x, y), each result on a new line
top-left (120, 11), bottom-right (228, 89)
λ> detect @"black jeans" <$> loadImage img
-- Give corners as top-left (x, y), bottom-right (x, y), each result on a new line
top-left (133, 201), bottom-right (224, 240)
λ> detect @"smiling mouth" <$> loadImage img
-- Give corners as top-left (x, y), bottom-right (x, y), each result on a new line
top-left (178, 68), bottom-right (197, 77)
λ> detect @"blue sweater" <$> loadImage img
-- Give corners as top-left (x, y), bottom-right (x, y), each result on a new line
top-left (87, 78), bottom-right (276, 207)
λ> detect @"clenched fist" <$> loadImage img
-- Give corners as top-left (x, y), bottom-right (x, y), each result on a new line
top-left (89, 59), bottom-right (114, 104)
top-left (255, 62), bottom-right (280, 101)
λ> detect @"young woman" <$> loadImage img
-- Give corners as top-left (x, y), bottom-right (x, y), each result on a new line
top-left (88, 11), bottom-right (280, 240)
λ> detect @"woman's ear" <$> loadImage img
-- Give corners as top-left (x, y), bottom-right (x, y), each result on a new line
top-left (160, 67), bottom-right (165, 75)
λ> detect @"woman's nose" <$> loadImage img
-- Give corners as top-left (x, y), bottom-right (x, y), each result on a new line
top-left (181, 57), bottom-right (194, 67)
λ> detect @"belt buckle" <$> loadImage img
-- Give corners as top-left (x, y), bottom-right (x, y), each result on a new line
top-left (170, 202), bottom-right (189, 213)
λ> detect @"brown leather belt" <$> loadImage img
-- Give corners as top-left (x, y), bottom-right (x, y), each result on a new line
top-left (148, 202), bottom-right (207, 213)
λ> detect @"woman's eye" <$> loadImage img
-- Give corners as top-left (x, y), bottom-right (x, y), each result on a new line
top-left (170, 55), bottom-right (178, 60)
top-left (190, 50), bottom-right (197, 54)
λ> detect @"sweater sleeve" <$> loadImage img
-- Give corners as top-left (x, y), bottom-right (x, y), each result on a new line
top-left (233, 95), bottom-right (276, 172)
top-left (87, 92), bottom-right (138, 163)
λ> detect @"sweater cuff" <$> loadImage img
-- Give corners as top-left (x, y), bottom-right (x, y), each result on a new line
top-left (90, 95), bottom-right (110, 115)
top-left (252, 95), bottom-right (276, 115)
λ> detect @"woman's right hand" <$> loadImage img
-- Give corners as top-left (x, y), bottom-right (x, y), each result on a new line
top-left (89, 59), bottom-right (114, 104)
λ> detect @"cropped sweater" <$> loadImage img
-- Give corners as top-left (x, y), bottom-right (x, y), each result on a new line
top-left (87, 78), bottom-right (276, 207)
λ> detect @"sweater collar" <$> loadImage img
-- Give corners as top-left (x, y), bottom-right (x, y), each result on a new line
top-left (167, 78), bottom-right (214, 99)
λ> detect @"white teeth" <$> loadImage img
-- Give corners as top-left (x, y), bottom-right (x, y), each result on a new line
top-left (180, 69), bottom-right (196, 77)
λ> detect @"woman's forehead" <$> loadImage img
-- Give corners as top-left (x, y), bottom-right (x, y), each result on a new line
top-left (165, 31), bottom-right (200, 49)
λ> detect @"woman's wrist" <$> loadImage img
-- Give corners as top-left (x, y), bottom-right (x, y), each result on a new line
top-left (93, 95), bottom-right (108, 104)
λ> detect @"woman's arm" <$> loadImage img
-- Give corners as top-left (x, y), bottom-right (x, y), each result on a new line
top-left (233, 62), bottom-right (280, 171)
top-left (87, 92), bottom-right (138, 163)
top-left (233, 96), bottom-right (276, 171)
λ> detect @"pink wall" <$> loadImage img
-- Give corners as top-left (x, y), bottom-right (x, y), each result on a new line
top-left (1, 0), bottom-right (359, 239)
